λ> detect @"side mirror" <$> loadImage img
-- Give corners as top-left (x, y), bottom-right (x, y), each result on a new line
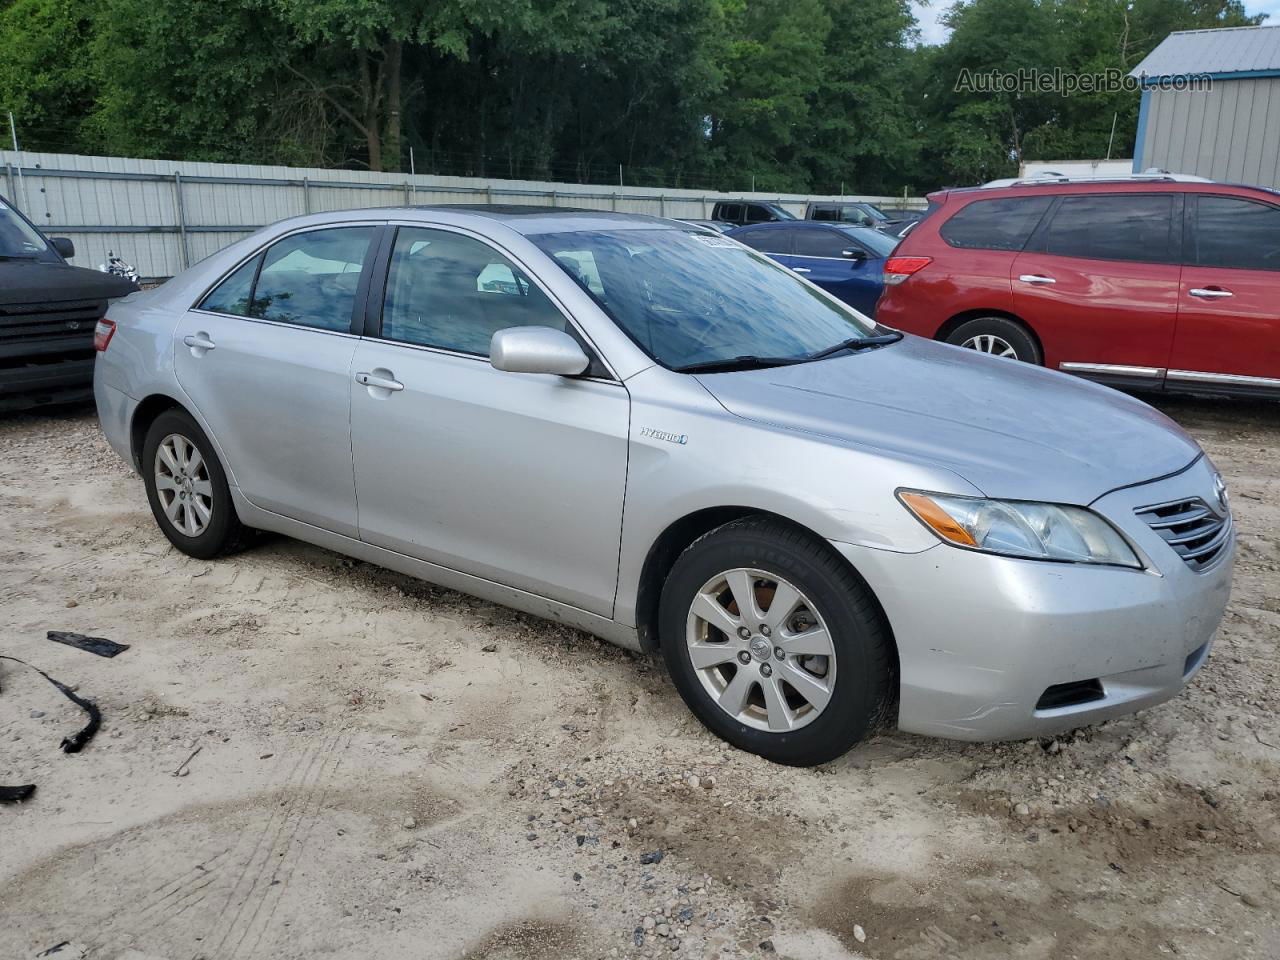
top-left (51, 237), bottom-right (75, 259)
top-left (490, 326), bottom-right (590, 376)
top-left (842, 248), bottom-right (867, 264)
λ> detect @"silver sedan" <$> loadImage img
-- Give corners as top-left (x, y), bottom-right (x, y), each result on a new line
top-left (94, 207), bottom-right (1233, 765)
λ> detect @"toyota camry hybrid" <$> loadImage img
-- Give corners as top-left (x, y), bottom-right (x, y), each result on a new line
top-left (94, 207), bottom-right (1234, 766)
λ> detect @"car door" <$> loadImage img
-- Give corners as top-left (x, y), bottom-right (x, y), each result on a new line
top-left (1168, 193), bottom-right (1280, 388)
top-left (1011, 193), bottom-right (1181, 375)
top-left (788, 227), bottom-right (881, 314)
top-left (175, 224), bottom-right (379, 537)
top-left (349, 224), bottom-right (630, 616)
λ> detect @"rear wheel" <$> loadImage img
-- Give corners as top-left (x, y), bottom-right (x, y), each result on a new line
top-left (659, 516), bottom-right (893, 766)
top-left (142, 409), bottom-right (249, 559)
top-left (945, 316), bottom-right (1041, 364)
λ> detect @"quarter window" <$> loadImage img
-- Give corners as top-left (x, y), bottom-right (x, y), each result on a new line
top-left (1042, 194), bottom-right (1176, 264)
top-left (1193, 195), bottom-right (1280, 271)
top-left (197, 226), bottom-right (374, 331)
top-left (199, 255), bottom-right (260, 316)
top-left (381, 227), bottom-right (569, 356)
top-left (940, 196), bottom-right (1053, 252)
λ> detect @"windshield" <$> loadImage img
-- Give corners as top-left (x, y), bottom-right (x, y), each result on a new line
top-left (841, 226), bottom-right (899, 258)
top-left (532, 227), bottom-right (879, 370)
top-left (0, 198), bottom-right (50, 258)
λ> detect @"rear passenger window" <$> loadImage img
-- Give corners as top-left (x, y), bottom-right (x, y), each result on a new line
top-left (1043, 195), bottom-right (1175, 264)
top-left (253, 228), bottom-right (374, 331)
top-left (1193, 195), bottom-right (1280, 271)
top-left (810, 206), bottom-right (839, 222)
top-left (793, 229), bottom-right (852, 258)
top-left (733, 227), bottom-right (790, 254)
top-left (940, 196), bottom-right (1053, 251)
top-left (382, 227), bottom-right (568, 356)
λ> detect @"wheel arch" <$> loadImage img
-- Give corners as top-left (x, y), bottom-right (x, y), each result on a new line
top-left (935, 309), bottom-right (1043, 360)
top-left (129, 393), bottom-right (187, 471)
top-left (634, 508), bottom-right (899, 698)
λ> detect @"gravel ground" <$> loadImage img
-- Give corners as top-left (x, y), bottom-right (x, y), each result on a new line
top-left (1, 397), bottom-right (1277, 960)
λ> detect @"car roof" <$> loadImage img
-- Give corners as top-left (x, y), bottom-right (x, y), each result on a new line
top-left (931, 179), bottom-right (1280, 204)
top-left (730, 220), bottom-right (852, 230)
top-left (286, 204), bottom-right (684, 237)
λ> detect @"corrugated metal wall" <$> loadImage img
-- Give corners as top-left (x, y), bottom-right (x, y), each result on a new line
top-left (0, 151), bottom-right (925, 281)
top-left (1140, 77), bottom-right (1280, 187)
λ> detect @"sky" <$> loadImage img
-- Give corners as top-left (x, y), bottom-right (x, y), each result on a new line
top-left (910, 0), bottom-right (1280, 46)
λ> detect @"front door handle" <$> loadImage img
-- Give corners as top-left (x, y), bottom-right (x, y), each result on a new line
top-left (1018, 274), bottom-right (1056, 285)
top-left (792, 267), bottom-right (812, 274)
top-left (183, 332), bottom-right (216, 354)
top-left (355, 370), bottom-right (404, 392)
top-left (1189, 287), bottom-right (1233, 299)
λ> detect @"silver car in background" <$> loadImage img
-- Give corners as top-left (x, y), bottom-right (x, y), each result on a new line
top-left (94, 207), bottom-right (1233, 766)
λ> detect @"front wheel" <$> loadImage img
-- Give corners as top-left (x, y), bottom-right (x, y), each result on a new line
top-left (659, 517), bottom-right (893, 766)
top-left (945, 316), bottom-right (1041, 364)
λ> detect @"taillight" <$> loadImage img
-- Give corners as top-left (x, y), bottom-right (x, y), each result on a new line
top-left (94, 319), bottom-right (116, 352)
top-left (883, 256), bottom-right (932, 285)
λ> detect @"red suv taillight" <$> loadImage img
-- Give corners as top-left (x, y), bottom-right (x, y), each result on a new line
top-left (94, 318), bottom-right (116, 352)
top-left (883, 256), bottom-right (932, 285)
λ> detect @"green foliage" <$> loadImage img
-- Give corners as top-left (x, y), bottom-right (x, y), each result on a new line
top-left (0, 0), bottom-right (1271, 190)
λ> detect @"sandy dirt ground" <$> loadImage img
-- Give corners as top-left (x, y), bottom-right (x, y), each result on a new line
top-left (1, 396), bottom-right (1277, 960)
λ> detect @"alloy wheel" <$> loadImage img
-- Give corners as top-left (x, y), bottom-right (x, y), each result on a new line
top-left (960, 333), bottom-right (1018, 358)
top-left (154, 433), bottom-right (214, 537)
top-left (685, 568), bottom-right (837, 732)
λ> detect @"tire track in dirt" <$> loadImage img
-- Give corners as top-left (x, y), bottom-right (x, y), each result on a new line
top-left (226, 731), bottom-right (353, 959)
top-left (200, 731), bottom-right (350, 960)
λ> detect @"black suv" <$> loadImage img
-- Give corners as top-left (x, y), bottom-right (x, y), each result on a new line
top-left (710, 200), bottom-right (797, 226)
top-left (1, 195), bottom-right (137, 411)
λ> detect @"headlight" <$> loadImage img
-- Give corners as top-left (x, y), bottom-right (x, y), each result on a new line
top-left (898, 490), bottom-right (1142, 568)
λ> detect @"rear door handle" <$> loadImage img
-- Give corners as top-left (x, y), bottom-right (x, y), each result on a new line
top-left (1189, 287), bottom-right (1233, 299)
top-left (355, 371), bottom-right (404, 392)
top-left (183, 333), bottom-right (216, 352)
top-left (1018, 274), bottom-right (1056, 285)
top-left (792, 267), bottom-right (812, 274)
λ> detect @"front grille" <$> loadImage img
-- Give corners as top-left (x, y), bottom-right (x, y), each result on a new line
top-left (0, 299), bottom-right (105, 353)
top-left (1135, 497), bottom-right (1231, 572)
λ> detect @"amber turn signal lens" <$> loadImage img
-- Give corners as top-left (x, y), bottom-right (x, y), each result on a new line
top-left (899, 492), bottom-right (978, 547)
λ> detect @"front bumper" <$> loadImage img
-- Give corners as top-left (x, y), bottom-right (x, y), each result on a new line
top-left (0, 354), bottom-right (96, 412)
top-left (833, 457), bottom-right (1233, 741)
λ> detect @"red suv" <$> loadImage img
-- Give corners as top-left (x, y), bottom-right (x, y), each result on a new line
top-left (876, 177), bottom-right (1280, 398)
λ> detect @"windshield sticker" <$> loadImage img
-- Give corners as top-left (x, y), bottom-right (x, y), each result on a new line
top-left (690, 233), bottom-right (739, 248)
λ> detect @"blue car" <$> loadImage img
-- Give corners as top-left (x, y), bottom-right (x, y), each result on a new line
top-left (726, 220), bottom-right (898, 316)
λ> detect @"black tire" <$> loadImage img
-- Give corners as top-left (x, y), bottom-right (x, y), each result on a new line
top-left (142, 408), bottom-right (249, 559)
top-left (945, 316), bottom-right (1042, 364)
top-left (658, 516), bottom-right (893, 766)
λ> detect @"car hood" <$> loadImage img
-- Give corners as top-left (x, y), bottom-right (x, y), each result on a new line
top-left (695, 336), bottom-right (1201, 504)
top-left (0, 261), bottom-right (137, 305)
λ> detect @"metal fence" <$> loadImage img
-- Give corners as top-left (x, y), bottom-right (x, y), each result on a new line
top-left (1, 150), bottom-right (926, 281)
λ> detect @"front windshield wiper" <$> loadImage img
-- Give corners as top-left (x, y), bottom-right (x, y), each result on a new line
top-left (0, 254), bottom-right (39, 261)
top-left (808, 331), bottom-right (903, 360)
top-left (673, 354), bottom-right (808, 374)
